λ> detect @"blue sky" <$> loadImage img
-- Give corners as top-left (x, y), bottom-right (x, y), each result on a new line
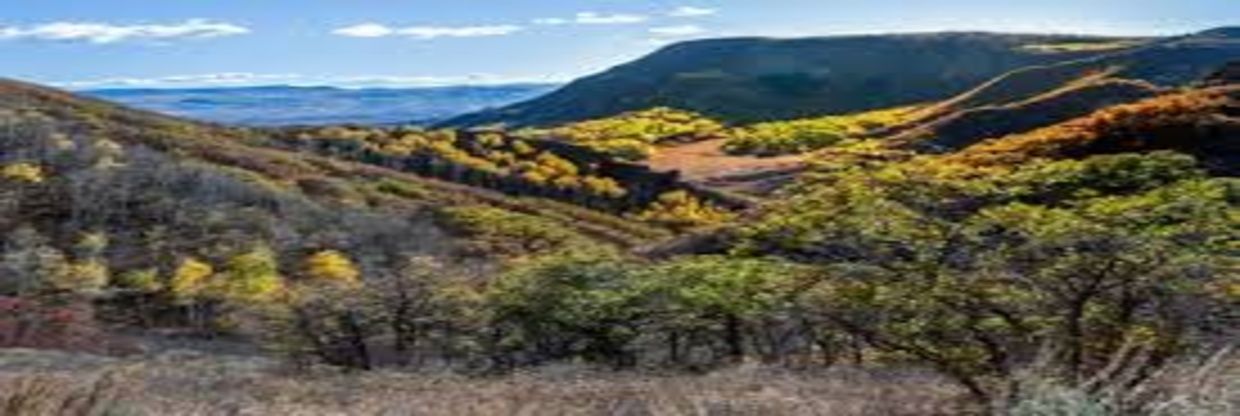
top-left (2, 0), bottom-right (1236, 89)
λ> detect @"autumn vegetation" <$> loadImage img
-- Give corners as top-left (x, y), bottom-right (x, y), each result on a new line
top-left (2, 53), bottom-right (1239, 414)
top-left (723, 106), bottom-right (916, 156)
top-left (269, 124), bottom-right (736, 228)
top-left (521, 107), bottom-right (726, 160)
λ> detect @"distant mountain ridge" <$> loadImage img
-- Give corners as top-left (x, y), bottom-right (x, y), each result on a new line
top-left (444, 32), bottom-right (1147, 128)
top-left (85, 84), bottom-right (558, 126)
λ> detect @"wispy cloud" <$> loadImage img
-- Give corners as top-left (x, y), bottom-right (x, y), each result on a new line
top-left (333, 23), bottom-right (523, 39)
top-left (532, 18), bottom-right (570, 26)
top-left (53, 72), bottom-right (302, 88)
top-left (331, 23), bottom-right (393, 38)
top-left (668, 6), bottom-right (718, 18)
top-left (574, 12), bottom-right (649, 25)
top-left (52, 72), bottom-right (568, 89)
top-left (0, 19), bottom-right (249, 44)
top-left (534, 12), bottom-right (649, 26)
top-left (649, 25), bottom-right (707, 36)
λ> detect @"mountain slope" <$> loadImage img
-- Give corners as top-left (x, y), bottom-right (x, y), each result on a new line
top-left (1202, 61), bottom-right (1240, 86)
top-left (913, 28), bottom-right (1240, 120)
top-left (879, 28), bottom-right (1240, 151)
top-left (445, 32), bottom-right (1140, 127)
top-left (891, 78), bottom-right (1162, 151)
top-left (653, 68), bottom-right (1240, 257)
top-left (0, 77), bottom-right (666, 277)
top-left (950, 84), bottom-right (1240, 175)
top-left (85, 84), bottom-right (557, 126)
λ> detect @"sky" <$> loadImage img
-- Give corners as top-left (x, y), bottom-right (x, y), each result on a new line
top-left (2, 0), bottom-right (1237, 89)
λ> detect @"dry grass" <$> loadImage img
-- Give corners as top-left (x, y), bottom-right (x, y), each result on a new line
top-left (3, 347), bottom-right (1237, 415)
top-left (1009, 348), bottom-right (1240, 416)
top-left (0, 370), bottom-right (136, 416)
top-left (0, 349), bottom-right (964, 415)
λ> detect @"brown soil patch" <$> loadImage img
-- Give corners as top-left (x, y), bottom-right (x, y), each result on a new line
top-left (646, 139), bottom-right (806, 195)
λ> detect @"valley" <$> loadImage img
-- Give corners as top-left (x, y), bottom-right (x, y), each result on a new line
top-left (84, 84), bottom-right (558, 126)
top-left (2, 20), bottom-right (1239, 415)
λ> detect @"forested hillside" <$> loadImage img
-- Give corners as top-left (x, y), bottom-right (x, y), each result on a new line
top-left (884, 27), bottom-right (1240, 150)
top-left (0, 77), bottom-right (692, 358)
top-left (445, 32), bottom-right (1141, 127)
top-left (647, 77), bottom-right (1240, 409)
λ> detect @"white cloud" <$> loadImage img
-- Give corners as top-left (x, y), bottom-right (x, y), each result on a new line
top-left (0, 19), bottom-right (249, 44)
top-left (532, 11), bottom-right (649, 27)
top-left (668, 6), bottom-right (718, 17)
top-left (331, 23), bottom-right (393, 38)
top-left (398, 25), bottom-right (523, 39)
top-left (333, 23), bottom-right (523, 39)
top-left (649, 25), bottom-right (707, 36)
top-left (573, 12), bottom-right (649, 25)
top-left (532, 18), bottom-right (570, 26)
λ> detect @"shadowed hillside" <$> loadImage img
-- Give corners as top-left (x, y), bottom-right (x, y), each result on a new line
top-left (892, 78), bottom-right (1162, 151)
top-left (913, 27), bottom-right (1240, 120)
top-left (445, 32), bottom-right (1139, 127)
top-left (1202, 60), bottom-right (1240, 86)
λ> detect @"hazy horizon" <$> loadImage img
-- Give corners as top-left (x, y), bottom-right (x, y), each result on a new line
top-left (4, 0), bottom-right (1237, 89)
top-left (71, 81), bottom-right (564, 92)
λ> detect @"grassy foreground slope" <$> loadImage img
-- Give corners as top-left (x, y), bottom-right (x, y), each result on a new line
top-left (0, 348), bottom-right (967, 415)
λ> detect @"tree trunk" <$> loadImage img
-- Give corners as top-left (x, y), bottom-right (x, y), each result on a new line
top-left (340, 310), bottom-right (372, 370)
top-left (1065, 298), bottom-right (1087, 382)
top-left (724, 314), bottom-right (744, 363)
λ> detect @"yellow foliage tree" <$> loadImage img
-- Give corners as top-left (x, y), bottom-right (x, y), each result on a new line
top-left (46, 260), bottom-right (109, 294)
top-left (116, 268), bottom-right (163, 292)
top-left (303, 250), bottom-right (361, 286)
top-left (215, 247), bottom-right (284, 303)
top-left (582, 176), bottom-right (628, 198)
top-left (170, 257), bottom-right (214, 304)
top-left (1, 162), bottom-right (46, 183)
top-left (511, 139), bottom-right (536, 156)
top-left (637, 190), bottom-right (734, 229)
